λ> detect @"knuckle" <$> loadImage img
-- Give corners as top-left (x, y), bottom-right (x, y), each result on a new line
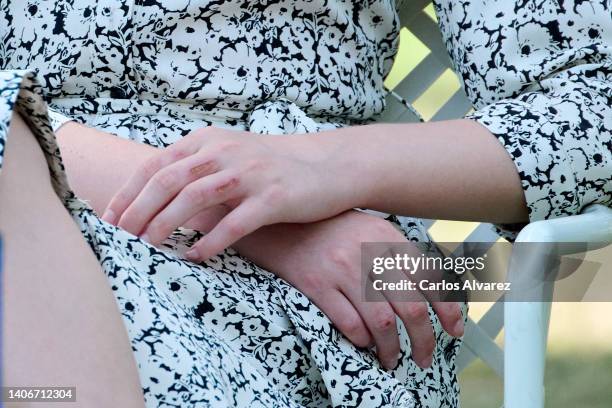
top-left (141, 156), bottom-right (161, 176)
top-left (373, 309), bottom-right (397, 332)
top-left (190, 159), bottom-right (218, 177)
top-left (326, 247), bottom-right (354, 274)
top-left (153, 170), bottom-right (179, 192)
top-left (168, 147), bottom-right (190, 161)
top-left (214, 177), bottom-right (240, 195)
top-left (405, 303), bottom-right (429, 321)
top-left (217, 140), bottom-right (240, 152)
top-left (300, 272), bottom-right (326, 293)
top-left (184, 184), bottom-right (209, 205)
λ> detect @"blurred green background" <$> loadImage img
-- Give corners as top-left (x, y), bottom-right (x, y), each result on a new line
top-left (460, 303), bottom-right (612, 408)
top-left (384, 4), bottom-right (612, 407)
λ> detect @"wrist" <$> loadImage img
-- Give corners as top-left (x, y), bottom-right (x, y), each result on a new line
top-left (318, 125), bottom-right (387, 210)
top-left (281, 129), bottom-right (376, 211)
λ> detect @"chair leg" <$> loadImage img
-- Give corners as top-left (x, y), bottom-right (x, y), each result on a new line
top-left (503, 238), bottom-right (557, 408)
top-left (504, 301), bottom-right (551, 408)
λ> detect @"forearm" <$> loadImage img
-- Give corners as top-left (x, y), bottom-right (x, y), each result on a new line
top-left (54, 121), bottom-right (325, 256)
top-left (309, 119), bottom-right (528, 224)
top-left (55, 121), bottom-right (158, 215)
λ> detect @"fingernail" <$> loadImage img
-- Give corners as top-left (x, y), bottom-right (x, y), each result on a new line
top-left (383, 355), bottom-right (399, 371)
top-left (420, 355), bottom-right (433, 368)
top-left (140, 233), bottom-right (150, 243)
top-left (101, 209), bottom-right (117, 224)
top-left (185, 249), bottom-right (200, 262)
top-left (454, 319), bottom-right (464, 337)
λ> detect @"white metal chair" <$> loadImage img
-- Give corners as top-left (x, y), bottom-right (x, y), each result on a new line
top-left (382, 1), bottom-right (612, 407)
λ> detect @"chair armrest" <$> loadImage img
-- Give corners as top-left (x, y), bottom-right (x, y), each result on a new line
top-left (515, 205), bottom-right (612, 244)
top-left (504, 204), bottom-right (611, 408)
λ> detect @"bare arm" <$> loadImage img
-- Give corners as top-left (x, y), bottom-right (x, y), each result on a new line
top-left (58, 117), bottom-right (526, 226)
top-left (100, 117), bottom-right (528, 260)
top-left (55, 121), bottom-right (157, 214)
top-left (310, 119), bottom-right (529, 224)
top-left (53, 120), bottom-right (466, 369)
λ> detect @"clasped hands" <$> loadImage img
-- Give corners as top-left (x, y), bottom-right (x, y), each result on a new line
top-left (101, 126), bottom-right (464, 370)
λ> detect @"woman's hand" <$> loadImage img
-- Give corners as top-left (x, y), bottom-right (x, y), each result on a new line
top-left (102, 120), bottom-right (529, 261)
top-left (97, 125), bottom-right (464, 368)
top-left (233, 210), bottom-right (465, 370)
top-left (102, 127), bottom-right (355, 260)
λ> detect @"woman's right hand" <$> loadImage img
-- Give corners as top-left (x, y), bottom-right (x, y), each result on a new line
top-left (101, 126), bottom-right (362, 260)
top-left (231, 210), bottom-right (465, 370)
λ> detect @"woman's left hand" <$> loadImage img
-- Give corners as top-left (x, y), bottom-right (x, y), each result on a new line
top-left (102, 127), bottom-right (354, 260)
top-left (232, 210), bottom-right (465, 370)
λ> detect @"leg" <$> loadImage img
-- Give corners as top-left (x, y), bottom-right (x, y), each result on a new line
top-left (0, 114), bottom-right (144, 407)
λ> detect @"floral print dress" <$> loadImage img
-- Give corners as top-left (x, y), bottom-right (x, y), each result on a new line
top-left (0, 1), bottom-right (610, 407)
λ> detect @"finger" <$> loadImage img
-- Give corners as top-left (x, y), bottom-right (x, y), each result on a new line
top-left (186, 199), bottom-right (270, 261)
top-left (182, 205), bottom-right (231, 233)
top-left (401, 253), bottom-right (464, 338)
top-left (343, 286), bottom-right (400, 370)
top-left (390, 300), bottom-right (436, 368)
top-left (430, 301), bottom-right (464, 338)
top-left (371, 265), bottom-right (437, 368)
top-left (102, 145), bottom-right (196, 225)
top-left (311, 290), bottom-right (373, 349)
top-left (117, 154), bottom-right (221, 236)
top-left (141, 171), bottom-right (242, 246)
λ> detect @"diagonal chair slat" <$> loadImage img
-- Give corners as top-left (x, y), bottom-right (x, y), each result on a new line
top-left (396, 0), bottom-right (432, 24)
top-left (405, 12), bottom-right (453, 63)
top-left (431, 89), bottom-right (474, 121)
top-left (392, 53), bottom-right (447, 103)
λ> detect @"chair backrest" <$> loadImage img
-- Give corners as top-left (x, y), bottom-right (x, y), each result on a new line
top-left (381, 0), bottom-right (473, 124)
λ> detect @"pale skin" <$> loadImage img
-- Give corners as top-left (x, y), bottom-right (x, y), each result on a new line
top-left (55, 121), bottom-right (469, 370)
top-left (56, 116), bottom-right (527, 370)
top-left (105, 120), bottom-right (527, 256)
top-left (1, 114), bottom-right (144, 407)
top-left (2, 112), bottom-right (527, 399)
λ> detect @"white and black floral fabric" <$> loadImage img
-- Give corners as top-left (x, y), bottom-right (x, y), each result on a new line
top-left (0, 2), bottom-right (458, 407)
top-left (0, 69), bottom-right (457, 408)
top-left (432, 0), bottom-right (611, 234)
top-left (0, 1), bottom-right (609, 407)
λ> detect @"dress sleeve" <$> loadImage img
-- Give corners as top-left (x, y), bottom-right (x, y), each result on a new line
top-left (466, 64), bottom-right (612, 238)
